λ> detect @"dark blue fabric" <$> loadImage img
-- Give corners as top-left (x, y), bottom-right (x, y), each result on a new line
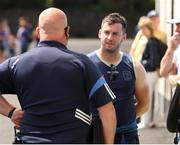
top-left (141, 37), bottom-right (162, 72)
top-left (0, 41), bottom-right (112, 143)
top-left (88, 52), bottom-right (136, 128)
top-left (116, 120), bottom-right (137, 134)
top-left (89, 76), bottom-right (106, 98)
top-left (114, 129), bottom-right (139, 144)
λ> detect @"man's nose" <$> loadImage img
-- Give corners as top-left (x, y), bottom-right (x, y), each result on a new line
top-left (175, 24), bottom-right (180, 33)
top-left (107, 34), bottom-right (113, 40)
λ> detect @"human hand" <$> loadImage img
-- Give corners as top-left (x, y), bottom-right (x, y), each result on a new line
top-left (169, 33), bottom-right (180, 51)
top-left (11, 109), bottom-right (24, 129)
top-left (169, 74), bottom-right (180, 87)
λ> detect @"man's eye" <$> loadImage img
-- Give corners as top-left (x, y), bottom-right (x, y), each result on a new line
top-left (113, 32), bottom-right (119, 36)
top-left (104, 31), bottom-right (109, 35)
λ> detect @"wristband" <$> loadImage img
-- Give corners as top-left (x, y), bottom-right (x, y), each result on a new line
top-left (8, 107), bottom-right (16, 118)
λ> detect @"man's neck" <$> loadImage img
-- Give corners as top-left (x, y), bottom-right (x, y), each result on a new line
top-left (97, 48), bottom-right (122, 64)
top-left (40, 33), bottom-right (67, 46)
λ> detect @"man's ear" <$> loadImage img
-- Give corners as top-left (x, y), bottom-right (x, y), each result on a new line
top-left (123, 33), bottom-right (127, 41)
top-left (98, 29), bottom-right (101, 39)
top-left (35, 27), bottom-right (40, 39)
top-left (65, 26), bottom-right (70, 39)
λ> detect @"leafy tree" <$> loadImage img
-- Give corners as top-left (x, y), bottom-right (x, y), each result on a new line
top-left (0, 0), bottom-right (54, 9)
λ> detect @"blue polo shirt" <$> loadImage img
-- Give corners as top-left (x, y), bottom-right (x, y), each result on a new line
top-left (0, 41), bottom-right (113, 143)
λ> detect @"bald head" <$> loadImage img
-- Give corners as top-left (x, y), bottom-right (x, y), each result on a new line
top-left (37, 7), bottom-right (68, 43)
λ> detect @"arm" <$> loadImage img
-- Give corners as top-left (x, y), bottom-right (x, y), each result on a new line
top-left (0, 95), bottom-right (24, 128)
top-left (0, 58), bottom-right (24, 127)
top-left (134, 61), bottom-right (150, 118)
top-left (84, 57), bottom-right (116, 143)
top-left (97, 101), bottom-right (116, 144)
top-left (0, 95), bottom-right (16, 117)
top-left (160, 34), bottom-right (180, 76)
top-left (160, 47), bottom-right (176, 76)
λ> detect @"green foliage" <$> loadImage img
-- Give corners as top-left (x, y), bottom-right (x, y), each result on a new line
top-left (0, 0), bottom-right (155, 38)
top-left (0, 0), bottom-right (54, 9)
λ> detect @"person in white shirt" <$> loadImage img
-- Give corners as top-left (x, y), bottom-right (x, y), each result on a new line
top-left (160, 17), bottom-right (180, 85)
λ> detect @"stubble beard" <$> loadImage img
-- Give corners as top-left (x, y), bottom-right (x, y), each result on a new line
top-left (103, 42), bottom-right (121, 54)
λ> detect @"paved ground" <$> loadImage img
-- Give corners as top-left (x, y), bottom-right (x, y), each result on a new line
top-left (0, 39), bottom-right (175, 144)
top-left (139, 126), bottom-right (174, 144)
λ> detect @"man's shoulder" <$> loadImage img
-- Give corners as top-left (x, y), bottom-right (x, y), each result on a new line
top-left (87, 51), bottom-right (100, 63)
top-left (122, 53), bottom-right (134, 66)
top-left (70, 50), bottom-right (91, 62)
top-left (122, 52), bottom-right (132, 59)
top-left (87, 51), bottom-right (97, 58)
top-left (66, 50), bottom-right (98, 70)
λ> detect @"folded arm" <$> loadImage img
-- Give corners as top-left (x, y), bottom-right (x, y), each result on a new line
top-left (160, 35), bottom-right (179, 76)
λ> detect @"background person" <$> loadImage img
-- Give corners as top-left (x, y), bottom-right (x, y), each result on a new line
top-left (16, 16), bottom-right (32, 54)
top-left (130, 10), bottom-right (167, 62)
top-left (147, 10), bottom-right (167, 44)
top-left (160, 17), bottom-right (180, 84)
top-left (129, 16), bottom-right (148, 62)
top-left (160, 17), bottom-right (180, 144)
top-left (138, 16), bottom-right (165, 128)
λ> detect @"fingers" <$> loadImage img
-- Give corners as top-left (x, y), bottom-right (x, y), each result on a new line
top-left (14, 124), bottom-right (20, 129)
top-left (11, 109), bottom-right (24, 129)
top-left (169, 34), bottom-right (180, 50)
top-left (172, 33), bottom-right (180, 44)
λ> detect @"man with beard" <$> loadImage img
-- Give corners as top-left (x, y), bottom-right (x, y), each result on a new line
top-left (88, 13), bottom-right (150, 144)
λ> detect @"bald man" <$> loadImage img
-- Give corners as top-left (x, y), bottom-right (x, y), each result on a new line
top-left (0, 8), bottom-right (116, 143)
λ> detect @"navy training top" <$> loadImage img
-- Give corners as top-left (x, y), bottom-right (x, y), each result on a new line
top-left (88, 51), bottom-right (137, 133)
top-left (0, 41), bottom-right (113, 143)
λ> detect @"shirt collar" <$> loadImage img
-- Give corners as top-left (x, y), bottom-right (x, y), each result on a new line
top-left (95, 50), bottom-right (123, 67)
top-left (38, 40), bottom-right (67, 50)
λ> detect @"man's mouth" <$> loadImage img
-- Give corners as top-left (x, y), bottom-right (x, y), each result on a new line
top-left (105, 42), bottom-right (113, 46)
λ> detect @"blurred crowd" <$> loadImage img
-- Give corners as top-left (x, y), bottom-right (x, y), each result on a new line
top-left (130, 10), bottom-right (167, 128)
top-left (0, 16), bottom-right (38, 63)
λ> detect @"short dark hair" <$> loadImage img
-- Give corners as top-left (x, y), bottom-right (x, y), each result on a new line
top-left (101, 13), bottom-right (127, 33)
